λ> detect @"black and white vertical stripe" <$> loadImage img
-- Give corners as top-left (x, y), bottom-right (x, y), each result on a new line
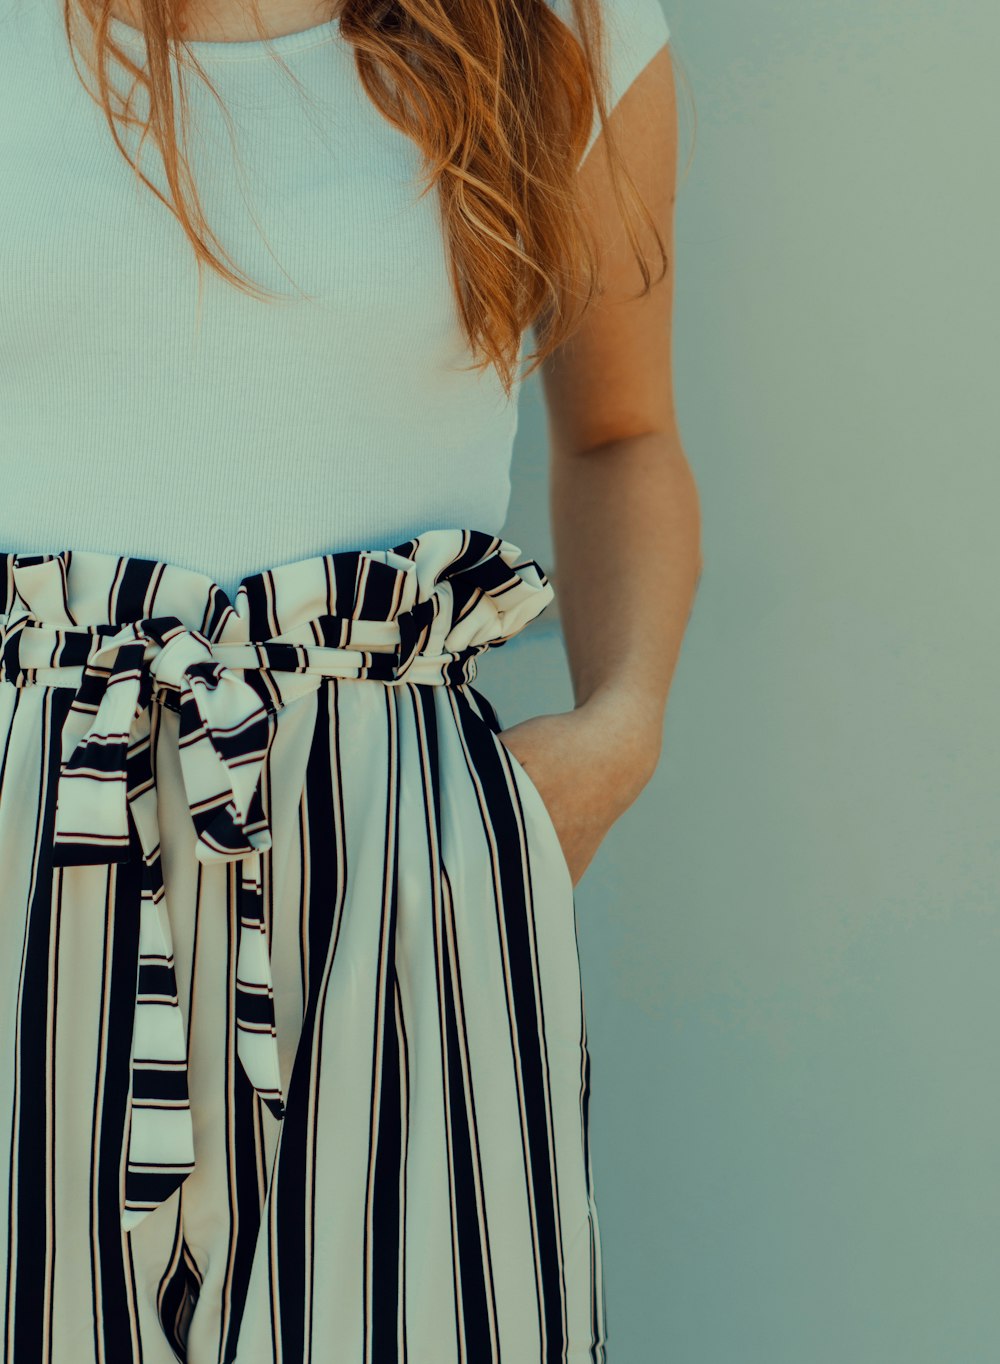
top-left (0, 529), bottom-right (608, 1362)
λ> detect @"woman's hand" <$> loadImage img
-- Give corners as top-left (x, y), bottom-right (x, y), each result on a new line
top-left (495, 687), bottom-right (663, 887)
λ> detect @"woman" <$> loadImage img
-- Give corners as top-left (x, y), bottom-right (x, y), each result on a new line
top-left (0, 1), bottom-right (700, 1360)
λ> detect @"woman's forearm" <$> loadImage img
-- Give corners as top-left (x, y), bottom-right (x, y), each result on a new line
top-left (548, 428), bottom-right (703, 768)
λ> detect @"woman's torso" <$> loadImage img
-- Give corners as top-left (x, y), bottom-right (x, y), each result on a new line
top-left (0, 0), bottom-right (522, 601)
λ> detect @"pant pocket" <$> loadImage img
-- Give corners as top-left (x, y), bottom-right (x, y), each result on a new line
top-left (459, 683), bottom-right (574, 891)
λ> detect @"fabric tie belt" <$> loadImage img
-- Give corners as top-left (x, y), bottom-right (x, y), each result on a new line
top-left (0, 531), bottom-right (554, 1231)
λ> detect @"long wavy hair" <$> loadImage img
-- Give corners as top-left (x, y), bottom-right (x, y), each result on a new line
top-left (66, 1), bottom-right (684, 396)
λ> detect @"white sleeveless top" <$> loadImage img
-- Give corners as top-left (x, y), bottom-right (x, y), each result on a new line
top-left (0, 0), bottom-right (670, 599)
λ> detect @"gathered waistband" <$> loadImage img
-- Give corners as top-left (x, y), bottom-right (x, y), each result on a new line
top-left (0, 527), bottom-right (554, 693)
top-left (0, 527), bottom-right (555, 1230)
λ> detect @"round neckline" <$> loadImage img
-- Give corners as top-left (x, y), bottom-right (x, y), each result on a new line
top-left (107, 12), bottom-right (342, 62)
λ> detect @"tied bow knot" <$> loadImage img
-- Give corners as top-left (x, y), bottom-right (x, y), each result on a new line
top-left (51, 616), bottom-right (278, 869)
top-left (42, 615), bottom-right (287, 1230)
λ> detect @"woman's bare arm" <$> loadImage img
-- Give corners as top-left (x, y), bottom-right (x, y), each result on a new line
top-left (540, 43), bottom-right (702, 783)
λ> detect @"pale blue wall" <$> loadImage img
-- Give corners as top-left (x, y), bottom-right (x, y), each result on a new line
top-left (482, 2), bottom-right (1000, 1360)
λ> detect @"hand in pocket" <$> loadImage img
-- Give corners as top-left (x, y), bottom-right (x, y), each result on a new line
top-left (495, 705), bottom-right (657, 888)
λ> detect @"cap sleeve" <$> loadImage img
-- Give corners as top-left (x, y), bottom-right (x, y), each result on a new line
top-left (548, 0), bottom-right (671, 165)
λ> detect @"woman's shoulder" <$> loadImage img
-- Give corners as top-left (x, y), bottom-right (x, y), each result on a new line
top-left (546, 0), bottom-right (671, 96)
top-left (546, 0), bottom-right (671, 164)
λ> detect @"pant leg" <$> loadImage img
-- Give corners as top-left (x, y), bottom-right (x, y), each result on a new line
top-left (184, 674), bottom-right (606, 1363)
top-left (0, 531), bottom-right (599, 1364)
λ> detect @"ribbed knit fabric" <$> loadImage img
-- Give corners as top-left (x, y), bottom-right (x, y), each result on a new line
top-left (0, 0), bottom-right (670, 601)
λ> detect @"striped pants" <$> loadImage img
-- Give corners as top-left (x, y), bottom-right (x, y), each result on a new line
top-left (0, 529), bottom-right (608, 1363)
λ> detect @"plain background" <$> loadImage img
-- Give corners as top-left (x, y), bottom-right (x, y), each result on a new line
top-left (474, 2), bottom-right (1000, 1360)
